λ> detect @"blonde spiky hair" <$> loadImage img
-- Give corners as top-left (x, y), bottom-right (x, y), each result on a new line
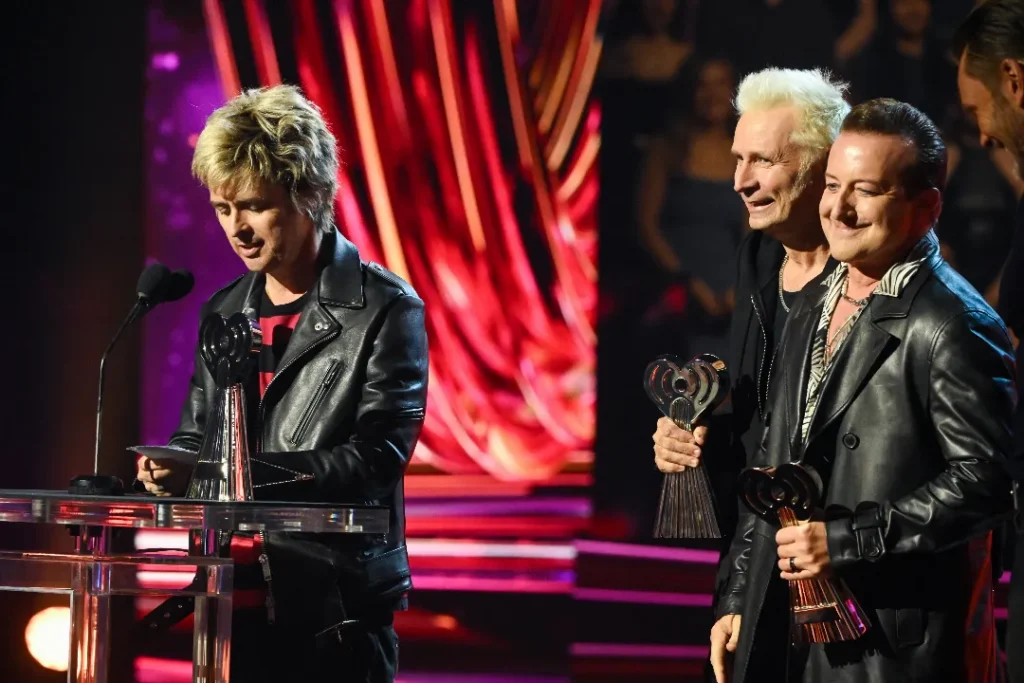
top-left (191, 84), bottom-right (339, 233)
top-left (734, 67), bottom-right (851, 175)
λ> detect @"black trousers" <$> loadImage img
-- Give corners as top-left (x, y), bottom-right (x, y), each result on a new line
top-left (230, 608), bottom-right (399, 682)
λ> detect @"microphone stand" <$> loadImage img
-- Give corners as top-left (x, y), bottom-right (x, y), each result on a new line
top-left (69, 297), bottom-right (152, 496)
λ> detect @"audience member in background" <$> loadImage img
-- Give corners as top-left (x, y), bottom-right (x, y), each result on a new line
top-left (954, 2), bottom-right (1024, 679)
top-left (601, 0), bottom-right (694, 83)
top-left (848, 0), bottom-right (958, 129)
top-left (695, 0), bottom-right (878, 76)
top-left (594, 0), bottom-right (699, 540)
top-left (937, 112), bottom-right (1021, 305)
top-left (636, 56), bottom-right (745, 362)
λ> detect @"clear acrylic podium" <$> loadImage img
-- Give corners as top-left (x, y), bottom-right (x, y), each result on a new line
top-left (0, 489), bottom-right (389, 683)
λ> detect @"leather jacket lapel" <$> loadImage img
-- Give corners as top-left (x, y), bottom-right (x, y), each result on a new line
top-left (803, 260), bottom-right (934, 448)
top-left (804, 318), bottom-right (896, 447)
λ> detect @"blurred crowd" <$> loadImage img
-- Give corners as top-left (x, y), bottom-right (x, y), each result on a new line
top-left (593, 0), bottom-right (1024, 539)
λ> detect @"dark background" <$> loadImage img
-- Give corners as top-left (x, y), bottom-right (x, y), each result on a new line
top-left (1, 3), bottom-right (147, 680)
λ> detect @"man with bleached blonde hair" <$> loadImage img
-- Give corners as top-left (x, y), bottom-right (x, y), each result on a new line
top-left (647, 67), bottom-right (849, 682)
top-left (135, 84), bottom-right (427, 682)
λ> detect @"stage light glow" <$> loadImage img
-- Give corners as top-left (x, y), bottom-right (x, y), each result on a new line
top-left (25, 606), bottom-right (70, 672)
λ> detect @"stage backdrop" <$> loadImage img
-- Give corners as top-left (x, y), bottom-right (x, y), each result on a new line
top-left (142, 0), bottom-right (600, 484)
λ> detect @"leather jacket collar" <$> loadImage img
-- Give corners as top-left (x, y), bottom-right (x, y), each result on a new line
top-left (231, 227), bottom-right (367, 321)
top-left (782, 233), bottom-right (941, 457)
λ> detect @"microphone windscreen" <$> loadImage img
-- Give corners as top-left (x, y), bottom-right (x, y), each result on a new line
top-left (163, 270), bottom-right (195, 303)
top-left (137, 263), bottom-right (170, 301)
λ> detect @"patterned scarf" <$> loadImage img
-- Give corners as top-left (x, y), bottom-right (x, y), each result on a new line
top-left (799, 230), bottom-right (937, 444)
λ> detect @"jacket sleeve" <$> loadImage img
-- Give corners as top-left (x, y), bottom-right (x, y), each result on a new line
top-left (716, 410), bottom-right (778, 620)
top-left (716, 507), bottom-right (756, 618)
top-left (826, 310), bottom-right (1017, 569)
top-left (255, 294), bottom-right (429, 501)
top-left (167, 300), bottom-right (215, 453)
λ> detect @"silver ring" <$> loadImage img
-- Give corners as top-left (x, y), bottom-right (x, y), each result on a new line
top-left (789, 557), bottom-right (798, 572)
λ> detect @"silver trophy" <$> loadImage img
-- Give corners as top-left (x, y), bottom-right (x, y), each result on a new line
top-left (644, 354), bottom-right (729, 538)
top-left (184, 312), bottom-right (263, 502)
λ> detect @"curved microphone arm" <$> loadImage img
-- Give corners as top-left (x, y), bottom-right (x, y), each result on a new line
top-left (93, 298), bottom-right (152, 474)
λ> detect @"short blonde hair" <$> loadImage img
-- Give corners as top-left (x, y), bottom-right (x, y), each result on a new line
top-left (192, 84), bottom-right (339, 233)
top-left (734, 68), bottom-right (851, 175)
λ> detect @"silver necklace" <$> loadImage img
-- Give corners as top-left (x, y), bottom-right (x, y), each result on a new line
top-left (778, 254), bottom-right (790, 313)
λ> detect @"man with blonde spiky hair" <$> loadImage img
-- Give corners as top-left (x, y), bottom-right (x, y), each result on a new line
top-left (134, 84), bottom-right (427, 682)
top-left (648, 67), bottom-right (849, 681)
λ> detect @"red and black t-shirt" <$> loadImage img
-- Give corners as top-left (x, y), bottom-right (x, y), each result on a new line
top-left (231, 290), bottom-right (309, 612)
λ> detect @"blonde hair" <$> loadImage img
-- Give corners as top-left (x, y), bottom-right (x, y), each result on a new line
top-left (192, 84), bottom-right (339, 233)
top-left (734, 68), bottom-right (851, 175)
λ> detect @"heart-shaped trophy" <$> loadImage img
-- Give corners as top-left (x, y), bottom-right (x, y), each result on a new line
top-left (185, 312), bottom-right (263, 502)
top-left (644, 354), bottom-right (729, 538)
top-left (738, 462), bottom-right (869, 643)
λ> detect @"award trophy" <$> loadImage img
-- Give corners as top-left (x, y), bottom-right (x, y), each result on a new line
top-left (737, 462), bottom-right (870, 643)
top-left (185, 312), bottom-right (263, 502)
top-left (644, 354), bottom-right (729, 538)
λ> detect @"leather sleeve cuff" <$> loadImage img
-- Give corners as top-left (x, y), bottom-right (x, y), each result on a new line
top-left (825, 502), bottom-right (886, 571)
top-left (715, 570), bottom-right (747, 620)
top-left (716, 590), bottom-right (746, 620)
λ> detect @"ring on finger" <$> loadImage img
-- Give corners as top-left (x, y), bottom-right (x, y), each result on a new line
top-left (789, 557), bottom-right (798, 572)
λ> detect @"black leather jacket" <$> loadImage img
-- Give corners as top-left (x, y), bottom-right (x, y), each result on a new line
top-left (719, 241), bottom-right (1016, 683)
top-left (169, 229), bottom-right (428, 634)
top-left (706, 232), bottom-right (837, 600)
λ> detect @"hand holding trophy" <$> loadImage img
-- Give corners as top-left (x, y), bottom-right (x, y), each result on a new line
top-left (644, 354), bottom-right (729, 538)
top-left (738, 462), bottom-right (869, 643)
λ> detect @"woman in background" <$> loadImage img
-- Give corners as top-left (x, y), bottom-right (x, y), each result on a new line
top-left (636, 56), bottom-right (745, 361)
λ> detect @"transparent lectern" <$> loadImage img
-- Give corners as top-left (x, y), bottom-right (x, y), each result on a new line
top-left (0, 490), bottom-right (389, 683)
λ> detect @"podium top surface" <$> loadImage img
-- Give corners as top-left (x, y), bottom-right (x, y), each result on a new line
top-left (0, 489), bottom-right (389, 534)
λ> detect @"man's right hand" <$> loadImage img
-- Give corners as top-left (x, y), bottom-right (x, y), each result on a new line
top-left (135, 456), bottom-right (192, 497)
top-left (652, 417), bottom-right (707, 472)
top-left (710, 613), bottom-right (741, 683)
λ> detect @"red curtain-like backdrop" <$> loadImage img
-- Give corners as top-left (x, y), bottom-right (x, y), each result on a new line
top-left (201, 0), bottom-right (600, 482)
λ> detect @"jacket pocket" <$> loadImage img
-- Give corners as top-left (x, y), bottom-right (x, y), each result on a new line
top-left (289, 360), bottom-right (342, 445)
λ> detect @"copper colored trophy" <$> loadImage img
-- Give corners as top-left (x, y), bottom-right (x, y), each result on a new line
top-left (738, 462), bottom-right (870, 643)
top-left (644, 354), bottom-right (728, 538)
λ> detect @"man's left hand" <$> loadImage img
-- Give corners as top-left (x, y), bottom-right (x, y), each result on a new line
top-left (776, 522), bottom-right (831, 580)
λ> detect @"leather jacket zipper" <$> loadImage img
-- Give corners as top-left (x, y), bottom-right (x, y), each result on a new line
top-left (289, 360), bottom-right (341, 444)
top-left (750, 295), bottom-right (769, 421)
top-left (254, 329), bottom-right (338, 625)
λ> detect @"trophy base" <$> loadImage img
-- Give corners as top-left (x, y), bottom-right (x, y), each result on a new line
top-left (789, 578), bottom-right (870, 644)
top-left (653, 466), bottom-right (722, 539)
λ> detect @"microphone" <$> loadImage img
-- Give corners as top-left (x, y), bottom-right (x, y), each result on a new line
top-left (70, 263), bottom-right (194, 495)
top-left (162, 270), bottom-right (195, 305)
top-left (137, 266), bottom-right (194, 315)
